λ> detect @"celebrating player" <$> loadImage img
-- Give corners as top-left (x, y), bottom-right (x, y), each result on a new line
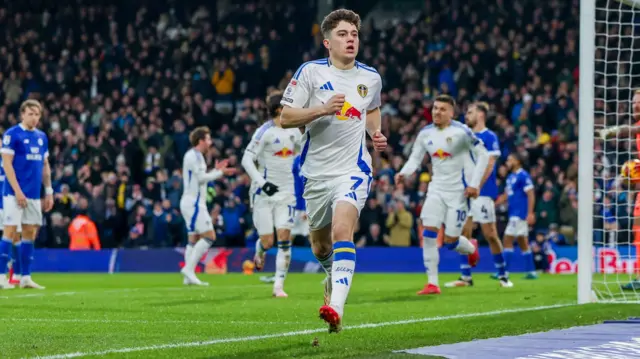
top-left (180, 126), bottom-right (235, 286)
top-left (241, 90), bottom-right (301, 298)
top-left (445, 102), bottom-right (513, 288)
top-left (0, 100), bottom-right (53, 289)
top-left (503, 153), bottom-right (537, 279)
top-left (395, 95), bottom-right (485, 295)
top-left (598, 89), bottom-right (640, 290)
top-left (279, 9), bottom-right (387, 332)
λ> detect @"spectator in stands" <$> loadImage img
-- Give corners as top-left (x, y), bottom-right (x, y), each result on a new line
top-left (385, 200), bottom-right (414, 247)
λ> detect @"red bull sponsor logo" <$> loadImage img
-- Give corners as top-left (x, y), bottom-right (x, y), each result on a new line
top-left (335, 101), bottom-right (363, 121)
top-left (273, 147), bottom-right (294, 158)
top-left (432, 149), bottom-right (452, 159)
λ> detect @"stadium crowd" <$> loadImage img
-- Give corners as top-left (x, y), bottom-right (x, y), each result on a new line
top-left (0, 0), bottom-right (589, 251)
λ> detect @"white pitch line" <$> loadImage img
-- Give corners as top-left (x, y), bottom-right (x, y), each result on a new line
top-left (29, 303), bottom-right (576, 359)
top-left (3, 318), bottom-right (311, 326)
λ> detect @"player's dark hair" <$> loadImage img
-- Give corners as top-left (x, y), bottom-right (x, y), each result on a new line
top-left (320, 9), bottom-right (361, 38)
top-left (510, 152), bottom-right (525, 167)
top-left (435, 94), bottom-right (456, 109)
top-left (189, 126), bottom-right (210, 147)
top-left (266, 90), bottom-right (283, 118)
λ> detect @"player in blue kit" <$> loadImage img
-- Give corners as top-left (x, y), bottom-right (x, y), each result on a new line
top-left (504, 153), bottom-right (537, 279)
top-left (446, 103), bottom-right (513, 288)
top-left (0, 100), bottom-right (54, 289)
top-left (0, 159), bottom-right (23, 286)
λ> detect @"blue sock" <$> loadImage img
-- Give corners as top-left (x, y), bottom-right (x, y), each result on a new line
top-left (20, 240), bottom-right (34, 276)
top-left (504, 248), bottom-right (514, 271)
top-left (522, 250), bottom-right (535, 274)
top-left (493, 252), bottom-right (507, 277)
top-left (12, 242), bottom-right (21, 276)
top-left (0, 239), bottom-right (11, 275)
top-left (460, 254), bottom-right (471, 278)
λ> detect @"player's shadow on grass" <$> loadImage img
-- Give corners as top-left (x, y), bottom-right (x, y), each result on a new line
top-left (349, 293), bottom-right (437, 305)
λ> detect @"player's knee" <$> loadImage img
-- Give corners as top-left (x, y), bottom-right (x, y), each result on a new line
top-left (2, 226), bottom-right (17, 239)
top-left (276, 229), bottom-right (291, 242)
top-left (311, 241), bottom-right (332, 259)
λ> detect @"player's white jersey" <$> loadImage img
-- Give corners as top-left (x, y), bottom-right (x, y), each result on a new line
top-left (281, 58), bottom-right (383, 181)
top-left (181, 148), bottom-right (213, 203)
top-left (400, 121), bottom-right (489, 193)
top-left (244, 120), bottom-right (302, 195)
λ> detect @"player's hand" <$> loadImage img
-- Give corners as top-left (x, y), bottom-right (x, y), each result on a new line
top-left (394, 173), bottom-right (404, 185)
top-left (372, 130), bottom-right (387, 152)
top-left (527, 213), bottom-right (536, 226)
top-left (464, 187), bottom-right (479, 199)
top-left (43, 194), bottom-right (54, 212)
top-left (262, 182), bottom-right (279, 196)
top-left (215, 159), bottom-right (236, 176)
top-left (16, 191), bottom-right (27, 208)
top-left (323, 94), bottom-right (345, 115)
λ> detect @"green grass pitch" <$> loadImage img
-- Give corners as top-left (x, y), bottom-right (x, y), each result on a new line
top-left (0, 273), bottom-right (637, 358)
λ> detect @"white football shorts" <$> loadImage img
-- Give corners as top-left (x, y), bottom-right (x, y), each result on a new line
top-left (3, 196), bottom-right (42, 227)
top-left (180, 198), bottom-right (214, 236)
top-left (252, 192), bottom-right (296, 235)
top-left (504, 216), bottom-right (529, 237)
top-left (420, 190), bottom-right (470, 238)
top-left (469, 196), bottom-right (497, 224)
top-left (303, 172), bottom-right (372, 231)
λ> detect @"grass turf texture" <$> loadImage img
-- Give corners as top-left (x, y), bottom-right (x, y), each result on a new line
top-left (0, 273), bottom-right (636, 359)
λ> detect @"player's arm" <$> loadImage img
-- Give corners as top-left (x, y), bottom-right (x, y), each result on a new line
top-left (366, 75), bottom-right (386, 151)
top-left (467, 134), bottom-right (490, 191)
top-left (42, 153), bottom-right (54, 211)
top-left (524, 175), bottom-right (536, 225)
top-left (599, 124), bottom-right (640, 140)
top-left (190, 154), bottom-right (229, 184)
top-left (241, 131), bottom-right (268, 188)
top-left (1, 132), bottom-right (24, 200)
top-left (279, 67), bottom-right (340, 128)
top-left (397, 131), bottom-right (428, 180)
top-left (479, 134), bottom-right (500, 188)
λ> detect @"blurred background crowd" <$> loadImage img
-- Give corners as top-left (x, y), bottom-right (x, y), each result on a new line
top-left (0, 0), bottom-right (610, 253)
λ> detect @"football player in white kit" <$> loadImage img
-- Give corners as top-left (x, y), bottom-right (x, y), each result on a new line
top-left (0, 100), bottom-right (53, 290)
top-left (279, 9), bottom-right (387, 332)
top-left (446, 102), bottom-right (513, 288)
top-left (241, 90), bottom-right (302, 298)
top-left (395, 95), bottom-right (487, 295)
top-left (180, 126), bottom-right (235, 286)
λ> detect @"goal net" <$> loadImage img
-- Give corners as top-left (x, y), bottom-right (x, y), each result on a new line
top-left (584, 0), bottom-right (640, 303)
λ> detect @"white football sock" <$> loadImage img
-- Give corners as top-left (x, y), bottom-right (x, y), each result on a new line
top-left (184, 243), bottom-right (194, 265)
top-left (185, 238), bottom-right (213, 273)
top-left (330, 241), bottom-right (356, 317)
top-left (274, 241), bottom-right (291, 289)
top-left (255, 239), bottom-right (266, 256)
top-left (423, 234), bottom-right (439, 286)
top-left (453, 235), bottom-right (475, 255)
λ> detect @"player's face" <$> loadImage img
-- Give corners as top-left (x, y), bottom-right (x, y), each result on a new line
top-left (21, 106), bottom-right (41, 129)
top-left (506, 155), bottom-right (518, 171)
top-left (465, 105), bottom-right (477, 127)
top-left (325, 21), bottom-right (359, 62)
top-left (432, 101), bottom-right (454, 126)
top-left (633, 93), bottom-right (640, 120)
top-left (204, 134), bottom-right (213, 148)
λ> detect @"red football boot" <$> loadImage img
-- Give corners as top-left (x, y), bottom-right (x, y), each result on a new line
top-left (8, 267), bottom-right (19, 285)
top-left (319, 305), bottom-right (342, 333)
top-left (468, 239), bottom-right (480, 267)
top-left (417, 283), bottom-right (441, 295)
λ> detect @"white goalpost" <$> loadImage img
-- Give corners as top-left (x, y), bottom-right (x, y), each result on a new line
top-left (580, 0), bottom-right (640, 304)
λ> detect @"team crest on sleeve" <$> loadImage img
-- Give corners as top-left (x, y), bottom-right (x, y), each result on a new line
top-left (285, 80), bottom-right (297, 97)
top-left (357, 84), bottom-right (368, 98)
top-left (2, 136), bottom-right (9, 145)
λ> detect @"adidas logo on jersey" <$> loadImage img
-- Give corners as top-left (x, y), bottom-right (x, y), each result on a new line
top-left (274, 138), bottom-right (280, 144)
top-left (335, 277), bottom-right (349, 286)
top-left (345, 192), bottom-right (357, 200)
top-left (319, 81), bottom-right (334, 90)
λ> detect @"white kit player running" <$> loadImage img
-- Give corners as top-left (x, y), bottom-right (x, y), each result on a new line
top-left (446, 102), bottom-right (513, 288)
top-left (395, 95), bottom-right (486, 295)
top-left (0, 100), bottom-right (53, 290)
top-left (279, 9), bottom-right (387, 332)
top-left (180, 126), bottom-right (235, 286)
top-left (241, 90), bottom-right (302, 298)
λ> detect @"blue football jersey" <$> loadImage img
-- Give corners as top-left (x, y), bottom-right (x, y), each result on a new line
top-left (0, 157), bottom-right (4, 210)
top-left (1, 125), bottom-right (49, 200)
top-left (506, 168), bottom-right (534, 219)
top-left (292, 155), bottom-right (306, 211)
top-left (475, 129), bottom-right (500, 199)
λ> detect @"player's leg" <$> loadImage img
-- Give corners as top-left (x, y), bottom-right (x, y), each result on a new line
top-left (304, 179), bottom-right (334, 303)
top-left (502, 217), bottom-right (519, 274)
top-left (10, 229), bottom-right (21, 285)
top-left (623, 196), bottom-right (640, 289)
top-left (517, 228), bottom-right (537, 279)
top-left (481, 222), bottom-right (512, 287)
top-left (252, 198), bottom-right (275, 271)
top-left (442, 195), bottom-right (479, 263)
top-left (445, 215), bottom-right (475, 288)
top-left (272, 202), bottom-right (295, 297)
top-left (416, 193), bottom-right (447, 294)
top-left (318, 174), bottom-right (369, 332)
top-left (181, 205), bottom-right (216, 286)
top-left (0, 196), bottom-right (24, 289)
top-left (19, 199), bottom-right (45, 289)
